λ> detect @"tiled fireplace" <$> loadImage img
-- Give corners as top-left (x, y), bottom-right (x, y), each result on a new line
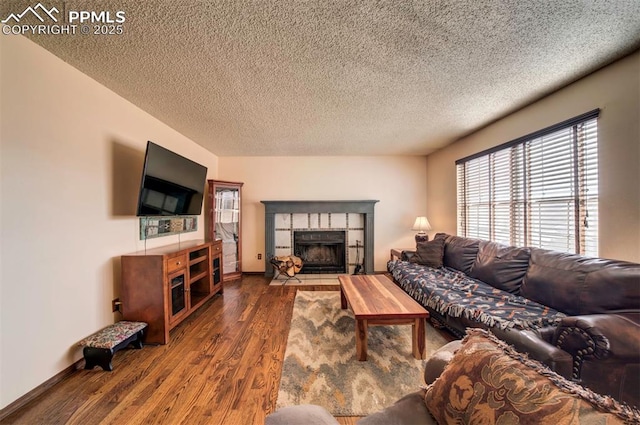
top-left (261, 200), bottom-right (378, 276)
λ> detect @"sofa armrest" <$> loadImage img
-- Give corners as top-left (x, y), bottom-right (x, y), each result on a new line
top-left (489, 327), bottom-right (573, 379)
top-left (423, 340), bottom-right (462, 384)
top-left (357, 391), bottom-right (437, 425)
top-left (401, 250), bottom-right (416, 262)
top-left (554, 313), bottom-right (640, 380)
top-left (265, 405), bottom-right (339, 425)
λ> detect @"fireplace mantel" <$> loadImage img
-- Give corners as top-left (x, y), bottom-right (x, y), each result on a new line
top-left (261, 200), bottom-right (379, 276)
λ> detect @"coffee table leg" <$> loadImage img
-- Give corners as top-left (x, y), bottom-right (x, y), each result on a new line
top-left (412, 318), bottom-right (426, 360)
top-left (356, 319), bottom-right (368, 361)
top-left (340, 288), bottom-right (347, 309)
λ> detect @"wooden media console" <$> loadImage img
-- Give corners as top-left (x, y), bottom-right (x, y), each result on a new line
top-left (121, 239), bottom-right (223, 344)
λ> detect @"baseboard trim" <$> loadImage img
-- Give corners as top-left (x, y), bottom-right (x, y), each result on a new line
top-left (0, 358), bottom-right (83, 421)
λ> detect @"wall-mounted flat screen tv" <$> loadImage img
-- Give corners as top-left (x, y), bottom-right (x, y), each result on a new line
top-left (136, 141), bottom-right (208, 216)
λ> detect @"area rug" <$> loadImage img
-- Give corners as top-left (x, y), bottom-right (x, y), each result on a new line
top-left (269, 273), bottom-right (343, 286)
top-left (276, 291), bottom-right (450, 416)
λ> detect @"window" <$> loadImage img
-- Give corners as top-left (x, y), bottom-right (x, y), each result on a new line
top-left (456, 110), bottom-right (599, 256)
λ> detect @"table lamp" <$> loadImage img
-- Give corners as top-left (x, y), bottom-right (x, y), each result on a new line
top-left (412, 216), bottom-right (431, 243)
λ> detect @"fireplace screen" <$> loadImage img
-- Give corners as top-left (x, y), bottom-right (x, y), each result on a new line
top-left (294, 230), bottom-right (346, 273)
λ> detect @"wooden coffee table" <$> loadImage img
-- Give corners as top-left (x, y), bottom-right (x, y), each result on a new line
top-left (338, 274), bottom-right (430, 361)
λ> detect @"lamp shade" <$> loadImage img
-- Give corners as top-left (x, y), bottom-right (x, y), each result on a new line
top-left (411, 216), bottom-right (432, 233)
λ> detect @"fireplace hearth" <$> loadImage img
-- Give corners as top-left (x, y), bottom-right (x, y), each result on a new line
top-left (294, 231), bottom-right (346, 273)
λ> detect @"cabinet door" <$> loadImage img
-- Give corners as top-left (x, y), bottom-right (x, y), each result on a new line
top-left (212, 246), bottom-right (222, 286)
top-left (168, 269), bottom-right (189, 324)
top-left (208, 180), bottom-right (243, 281)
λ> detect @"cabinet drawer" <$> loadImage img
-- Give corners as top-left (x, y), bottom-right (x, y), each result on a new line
top-left (166, 254), bottom-right (187, 273)
top-left (212, 242), bottom-right (222, 254)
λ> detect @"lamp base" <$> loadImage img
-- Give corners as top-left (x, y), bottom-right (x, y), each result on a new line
top-left (415, 233), bottom-right (429, 243)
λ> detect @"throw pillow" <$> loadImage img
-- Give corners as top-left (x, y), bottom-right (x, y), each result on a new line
top-left (410, 238), bottom-right (445, 268)
top-left (424, 329), bottom-right (640, 424)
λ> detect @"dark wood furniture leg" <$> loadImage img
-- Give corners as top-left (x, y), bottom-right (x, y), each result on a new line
top-left (83, 330), bottom-right (145, 371)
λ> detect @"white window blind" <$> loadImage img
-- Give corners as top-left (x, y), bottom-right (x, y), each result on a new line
top-left (456, 110), bottom-right (599, 256)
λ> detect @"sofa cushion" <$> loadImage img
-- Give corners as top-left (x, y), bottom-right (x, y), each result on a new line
top-left (424, 329), bottom-right (640, 424)
top-left (521, 248), bottom-right (640, 315)
top-left (439, 234), bottom-right (480, 274)
top-left (410, 238), bottom-right (445, 268)
top-left (468, 240), bottom-right (531, 294)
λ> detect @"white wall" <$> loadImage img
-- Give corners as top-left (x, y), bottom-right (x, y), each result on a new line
top-left (0, 35), bottom-right (219, 408)
top-left (425, 51), bottom-right (640, 262)
top-left (218, 156), bottom-right (428, 272)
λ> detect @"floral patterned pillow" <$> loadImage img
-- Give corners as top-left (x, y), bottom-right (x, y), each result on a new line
top-left (424, 329), bottom-right (640, 424)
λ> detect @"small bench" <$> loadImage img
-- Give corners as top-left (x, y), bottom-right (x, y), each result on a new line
top-left (77, 321), bottom-right (147, 371)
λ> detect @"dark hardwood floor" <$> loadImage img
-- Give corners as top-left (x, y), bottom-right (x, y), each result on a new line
top-left (3, 275), bottom-right (361, 425)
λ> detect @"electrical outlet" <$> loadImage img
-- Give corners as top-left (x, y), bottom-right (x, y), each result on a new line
top-left (112, 298), bottom-right (121, 312)
top-left (257, 253), bottom-right (262, 260)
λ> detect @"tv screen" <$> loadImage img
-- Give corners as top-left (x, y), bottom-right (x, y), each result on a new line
top-left (136, 141), bottom-right (208, 216)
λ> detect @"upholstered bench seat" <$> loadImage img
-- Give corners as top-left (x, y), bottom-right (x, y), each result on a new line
top-left (77, 321), bottom-right (147, 371)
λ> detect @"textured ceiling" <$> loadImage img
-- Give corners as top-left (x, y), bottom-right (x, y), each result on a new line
top-left (8, 1), bottom-right (640, 156)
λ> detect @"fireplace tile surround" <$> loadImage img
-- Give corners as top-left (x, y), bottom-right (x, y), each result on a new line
top-left (261, 200), bottom-right (378, 276)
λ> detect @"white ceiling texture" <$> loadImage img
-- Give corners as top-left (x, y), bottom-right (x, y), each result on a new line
top-left (10, 1), bottom-right (640, 156)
